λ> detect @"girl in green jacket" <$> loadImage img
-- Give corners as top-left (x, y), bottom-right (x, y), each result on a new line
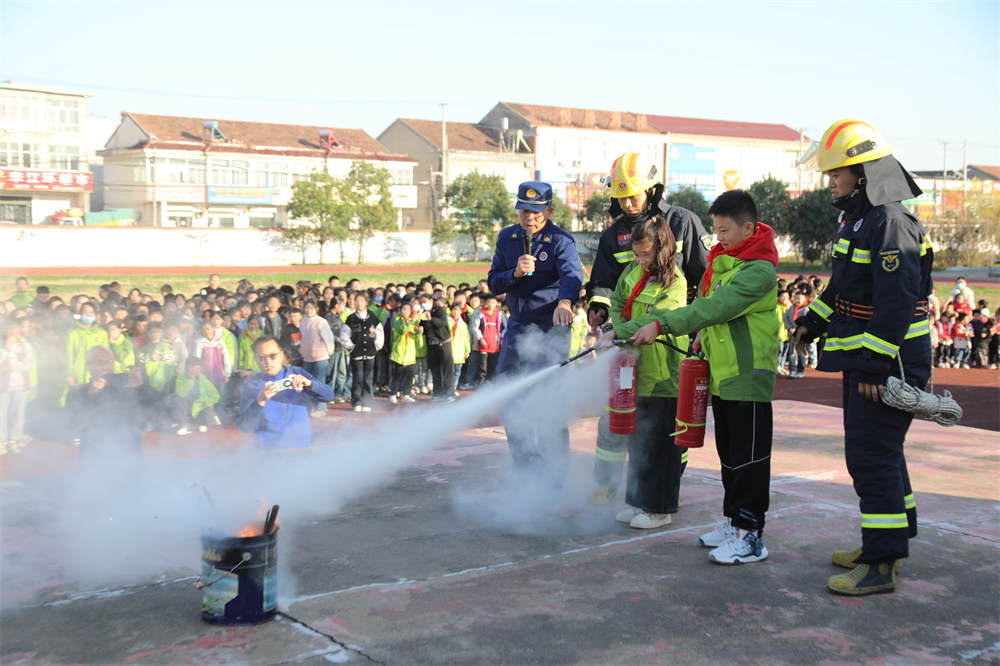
top-left (601, 215), bottom-right (689, 530)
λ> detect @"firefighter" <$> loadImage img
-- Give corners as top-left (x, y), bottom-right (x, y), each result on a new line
top-left (586, 152), bottom-right (711, 505)
top-left (488, 181), bottom-right (584, 485)
top-left (794, 118), bottom-right (931, 596)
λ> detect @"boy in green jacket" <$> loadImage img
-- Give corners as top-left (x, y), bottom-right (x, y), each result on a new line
top-left (172, 357), bottom-right (221, 436)
top-left (632, 190), bottom-right (779, 565)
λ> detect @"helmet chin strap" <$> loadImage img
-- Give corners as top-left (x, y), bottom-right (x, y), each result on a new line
top-left (832, 176), bottom-right (867, 211)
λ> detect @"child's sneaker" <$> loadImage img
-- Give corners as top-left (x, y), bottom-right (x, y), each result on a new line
top-left (698, 520), bottom-right (736, 547)
top-left (615, 506), bottom-right (641, 523)
top-left (630, 511), bottom-right (672, 529)
top-left (176, 426), bottom-right (192, 436)
top-left (389, 395), bottom-right (398, 404)
top-left (198, 425), bottom-right (208, 433)
top-left (402, 395), bottom-right (416, 403)
top-left (353, 406), bottom-right (363, 413)
top-left (708, 529), bottom-right (768, 565)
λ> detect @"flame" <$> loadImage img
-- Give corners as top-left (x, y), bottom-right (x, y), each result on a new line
top-left (238, 525), bottom-right (259, 538)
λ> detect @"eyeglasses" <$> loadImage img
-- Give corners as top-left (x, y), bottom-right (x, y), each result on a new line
top-left (256, 352), bottom-right (282, 362)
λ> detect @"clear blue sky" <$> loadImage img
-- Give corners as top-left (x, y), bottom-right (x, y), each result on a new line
top-left (2, 0), bottom-right (997, 171)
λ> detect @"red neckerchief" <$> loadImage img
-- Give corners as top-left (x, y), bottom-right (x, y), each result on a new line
top-left (701, 223), bottom-right (779, 297)
top-left (622, 268), bottom-right (653, 322)
top-left (450, 316), bottom-right (461, 341)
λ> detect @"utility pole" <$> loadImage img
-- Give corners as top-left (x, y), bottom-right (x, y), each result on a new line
top-left (963, 139), bottom-right (969, 216)
top-left (941, 142), bottom-right (948, 216)
top-left (441, 102), bottom-right (448, 193)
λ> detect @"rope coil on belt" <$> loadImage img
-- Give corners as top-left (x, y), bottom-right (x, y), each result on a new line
top-left (882, 356), bottom-right (963, 427)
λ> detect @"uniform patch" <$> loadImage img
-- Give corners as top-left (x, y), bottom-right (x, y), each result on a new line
top-left (526, 188), bottom-right (537, 198)
top-left (618, 233), bottom-right (632, 246)
top-left (543, 236), bottom-right (550, 242)
top-left (646, 304), bottom-right (654, 314)
top-left (539, 251), bottom-right (549, 262)
top-left (879, 247), bottom-right (901, 273)
top-left (700, 233), bottom-right (712, 250)
top-left (853, 218), bottom-right (864, 232)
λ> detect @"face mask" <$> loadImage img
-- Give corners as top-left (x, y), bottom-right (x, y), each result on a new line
top-left (421, 303), bottom-right (432, 311)
top-left (80, 315), bottom-right (96, 325)
top-left (375, 296), bottom-right (383, 304)
top-left (397, 289), bottom-right (406, 297)
top-left (957, 283), bottom-right (966, 290)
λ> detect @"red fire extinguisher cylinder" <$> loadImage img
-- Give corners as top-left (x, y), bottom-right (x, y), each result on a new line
top-left (674, 357), bottom-right (709, 448)
top-left (608, 347), bottom-right (637, 435)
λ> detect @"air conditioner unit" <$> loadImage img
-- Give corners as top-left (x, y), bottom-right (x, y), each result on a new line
top-left (572, 160), bottom-right (582, 167)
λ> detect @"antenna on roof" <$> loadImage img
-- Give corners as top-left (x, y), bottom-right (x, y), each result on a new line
top-left (203, 121), bottom-right (226, 141)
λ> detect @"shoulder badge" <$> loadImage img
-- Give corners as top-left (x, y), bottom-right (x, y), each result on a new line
top-left (700, 233), bottom-right (712, 251)
top-left (879, 247), bottom-right (901, 273)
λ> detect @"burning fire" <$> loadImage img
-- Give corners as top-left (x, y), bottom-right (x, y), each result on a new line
top-left (236, 523), bottom-right (278, 538)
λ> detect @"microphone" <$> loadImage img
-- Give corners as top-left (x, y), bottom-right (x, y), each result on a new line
top-left (523, 229), bottom-right (533, 277)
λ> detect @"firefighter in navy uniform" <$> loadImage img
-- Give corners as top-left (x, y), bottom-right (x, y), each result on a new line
top-left (585, 153), bottom-right (711, 505)
top-left (488, 181), bottom-right (584, 485)
top-left (794, 119), bottom-right (931, 596)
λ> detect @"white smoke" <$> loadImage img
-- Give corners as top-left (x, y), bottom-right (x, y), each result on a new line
top-left (1, 340), bottom-right (614, 608)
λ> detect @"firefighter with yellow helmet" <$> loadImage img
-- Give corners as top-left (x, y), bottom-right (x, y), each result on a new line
top-left (585, 152), bottom-right (710, 506)
top-left (794, 119), bottom-right (932, 596)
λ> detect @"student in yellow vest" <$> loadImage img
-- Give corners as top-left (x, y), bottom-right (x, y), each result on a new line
top-left (449, 302), bottom-right (471, 397)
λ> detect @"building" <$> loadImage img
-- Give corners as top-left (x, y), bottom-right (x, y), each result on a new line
top-left (908, 165), bottom-right (1000, 218)
top-left (377, 118), bottom-right (534, 230)
top-left (98, 113), bottom-right (417, 229)
top-left (476, 102), bottom-right (823, 223)
top-left (0, 80), bottom-right (94, 224)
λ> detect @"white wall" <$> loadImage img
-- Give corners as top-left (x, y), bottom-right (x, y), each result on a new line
top-left (0, 226), bottom-right (496, 268)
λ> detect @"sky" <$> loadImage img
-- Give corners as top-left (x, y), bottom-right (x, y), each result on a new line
top-left (1, 0), bottom-right (997, 171)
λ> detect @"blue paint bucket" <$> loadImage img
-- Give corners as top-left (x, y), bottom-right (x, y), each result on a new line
top-left (200, 528), bottom-right (278, 624)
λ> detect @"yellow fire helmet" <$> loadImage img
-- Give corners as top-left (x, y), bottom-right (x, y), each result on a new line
top-left (602, 152), bottom-right (660, 198)
top-left (797, 118), bottom-right (896, 172)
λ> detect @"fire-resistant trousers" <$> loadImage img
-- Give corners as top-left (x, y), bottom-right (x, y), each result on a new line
top-left (841, 366), bottom-right (923, 563)
top-left (593, 408), bottom-right (688, 499)
top-left (711, 396), bottom-right (772, 533)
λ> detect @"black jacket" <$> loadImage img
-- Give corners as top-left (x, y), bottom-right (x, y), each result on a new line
top-left (425, 306), bottom-right (452, 346)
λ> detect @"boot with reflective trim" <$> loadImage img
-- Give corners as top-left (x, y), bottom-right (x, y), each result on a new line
top-left (827, 562), bottom-right (897, 596)
top-left (832, 547), bottom-right (902, 572)
top-left (587, 486), bottom-right (618, 506)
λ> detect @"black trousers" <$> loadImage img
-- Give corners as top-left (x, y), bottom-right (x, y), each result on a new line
top-left (427, 342), bottom-right (454, 397)
top-left (391, 361), bottom-right (414, 397)
top-left (711, 396), bottom-right (772, 533)
top-left (350, 356), bottom-right (375, 407)
top-left (625, 397), bottom-right (684, 514)
top-left (842, 366), bottom-right (923, 563)
top-left (474, 350), bottom-right (500, 385)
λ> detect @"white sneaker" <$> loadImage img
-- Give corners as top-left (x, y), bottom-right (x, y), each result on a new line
top-left (630, 511), bottom-right (672, 530)
top-left (198, 425), bottom-right (208, 433)
top-left (310, 409), bottom-right (327, 417)
top-left (616, 506), bottom-right (641, 523)
top-left (699, 520), bottom-right (737, 547)
top-left (389, 395), bottom-right (398, 404)
top-left (353, 406), bottom-right (362, 412)
top-left (454, 390), bottom-right (460, 398)
top-left (361, 406), bottom-right (372, 412)
top-left (176, 426), bottom-right (192, 436)
top-left (402, 395), bottom-right (416, 403)
top-left (708, 529), bottom-right (768, 565)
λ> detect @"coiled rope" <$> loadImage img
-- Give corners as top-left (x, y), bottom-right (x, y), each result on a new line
top-left (882, 356), bottom-right (963, 427)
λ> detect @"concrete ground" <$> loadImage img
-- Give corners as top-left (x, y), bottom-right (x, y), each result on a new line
top-left (1, 398), bottom-right (998, 665)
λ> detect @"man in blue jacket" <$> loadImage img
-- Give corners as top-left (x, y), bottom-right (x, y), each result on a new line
top-left (237, 335), bottom-right (336, 451)
top-left (488, 181), bottom-right (584, 484)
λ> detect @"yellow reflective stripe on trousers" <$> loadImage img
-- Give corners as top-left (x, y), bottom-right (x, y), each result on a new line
top-left (862, 513), bottom-right (909, 529)
top-left (811, 299), bottom-right (833, 321)
top-left (824, 334), bottom-right (863, 352)
top-left (680, 449), bottom-right (689, 464)
top-left (596, 446), bottom-right (627, 463)
top-left (862, 332), bottom-right (900, 357)
top-left (851, 249), bottom-right (871, 264)
top-left (613, 251), bottom-right (635, 264)
top-left (904, 493), bottom-right (916, 510)
top-left (905, 319), bottom-right (930, 339)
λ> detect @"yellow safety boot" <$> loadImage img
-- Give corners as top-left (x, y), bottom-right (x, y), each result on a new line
top-left (827, 562), bottom-right (897, 596)
top-left (832, 547), bottom-right (902, 572)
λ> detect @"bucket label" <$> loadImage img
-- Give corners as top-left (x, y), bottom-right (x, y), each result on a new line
top-left (201, 564), bottom-right (239, 617)
top-left (263, 566), bottom-right (278, 611)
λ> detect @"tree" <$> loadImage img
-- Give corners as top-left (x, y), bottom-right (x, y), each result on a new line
top-left (549, 193), bottom-right (573, 230)
top-left (437, 171), bottom-right (514, 261)
top-left (579, 189), bottom-right (612, 231)
top-left (748, 176), bottom-right (791, 235)
top-left (339, 161), bottom-right (398, 264)
top-left (787, 188), bottom-right (840, 266)
top-left (284, 171), bottom-right (349, 264)
top-left (665, 186), bottom-right (711, 229)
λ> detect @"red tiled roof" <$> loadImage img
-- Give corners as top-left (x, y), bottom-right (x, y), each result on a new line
top-left (498, 102), bottom-right (802, 142)
top-left (123, 113), bottom-right (415, 162)
top-left (396, 118), bottom-right (502, 152)
top-left (970, 164), bottom-right (1000, 180)
top-left (646, 114), bottom-right (802, 142)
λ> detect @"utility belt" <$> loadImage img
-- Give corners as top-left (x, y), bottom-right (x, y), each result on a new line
top-left (834, 296), bottom-right (928, 321)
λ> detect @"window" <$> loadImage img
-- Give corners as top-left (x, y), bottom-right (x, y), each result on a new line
top-left (389, 167), bottom-right (412, 185)
top-left (254, 161), bottom-right (288, 187)
top-left (210, 159), bottom-right (249, 185)
top-left (46, 100), bottom-right (80, 132)
top-left (48, 145), bottom-right (80, 170)
top-left (0, 141), bottom-right (42, 168)
top-left (0, 94), bottom-right (43, 129)
top-left (290, 163), bottom-right (317, 184)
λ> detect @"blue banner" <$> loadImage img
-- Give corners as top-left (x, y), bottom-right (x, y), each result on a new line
top-left (207, 186), bottom-right (273, 204)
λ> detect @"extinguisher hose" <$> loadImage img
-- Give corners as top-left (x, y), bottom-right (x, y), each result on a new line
top-left (612, 338), bottom-right (704, 360)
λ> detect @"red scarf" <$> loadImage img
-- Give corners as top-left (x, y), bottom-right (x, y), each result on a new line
top-left (701, 223), bottom-right (779, 297)
top-left (622, 269), bottom-right (653, 322)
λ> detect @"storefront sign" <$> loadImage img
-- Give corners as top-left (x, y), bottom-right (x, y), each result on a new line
top-left (207, 186), bottom-right (273, 204)
top-left (0, 169), bottom-right (93, 192)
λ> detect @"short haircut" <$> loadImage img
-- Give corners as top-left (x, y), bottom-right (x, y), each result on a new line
top-left (708, 189), bottom-right (758, 228)
top-left (252, 334), bottom-right (282, 353)
top-left (185, 356), bottom-right (202, 369)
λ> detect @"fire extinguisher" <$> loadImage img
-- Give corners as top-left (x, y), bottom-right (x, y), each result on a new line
top-left (673, 356), bottom-right (709, 448)
top-left (608, 346), bottom-right (637, 434)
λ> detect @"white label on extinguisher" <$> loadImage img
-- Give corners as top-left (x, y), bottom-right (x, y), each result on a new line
top-left (619, 367), bottom-right (634, 390)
